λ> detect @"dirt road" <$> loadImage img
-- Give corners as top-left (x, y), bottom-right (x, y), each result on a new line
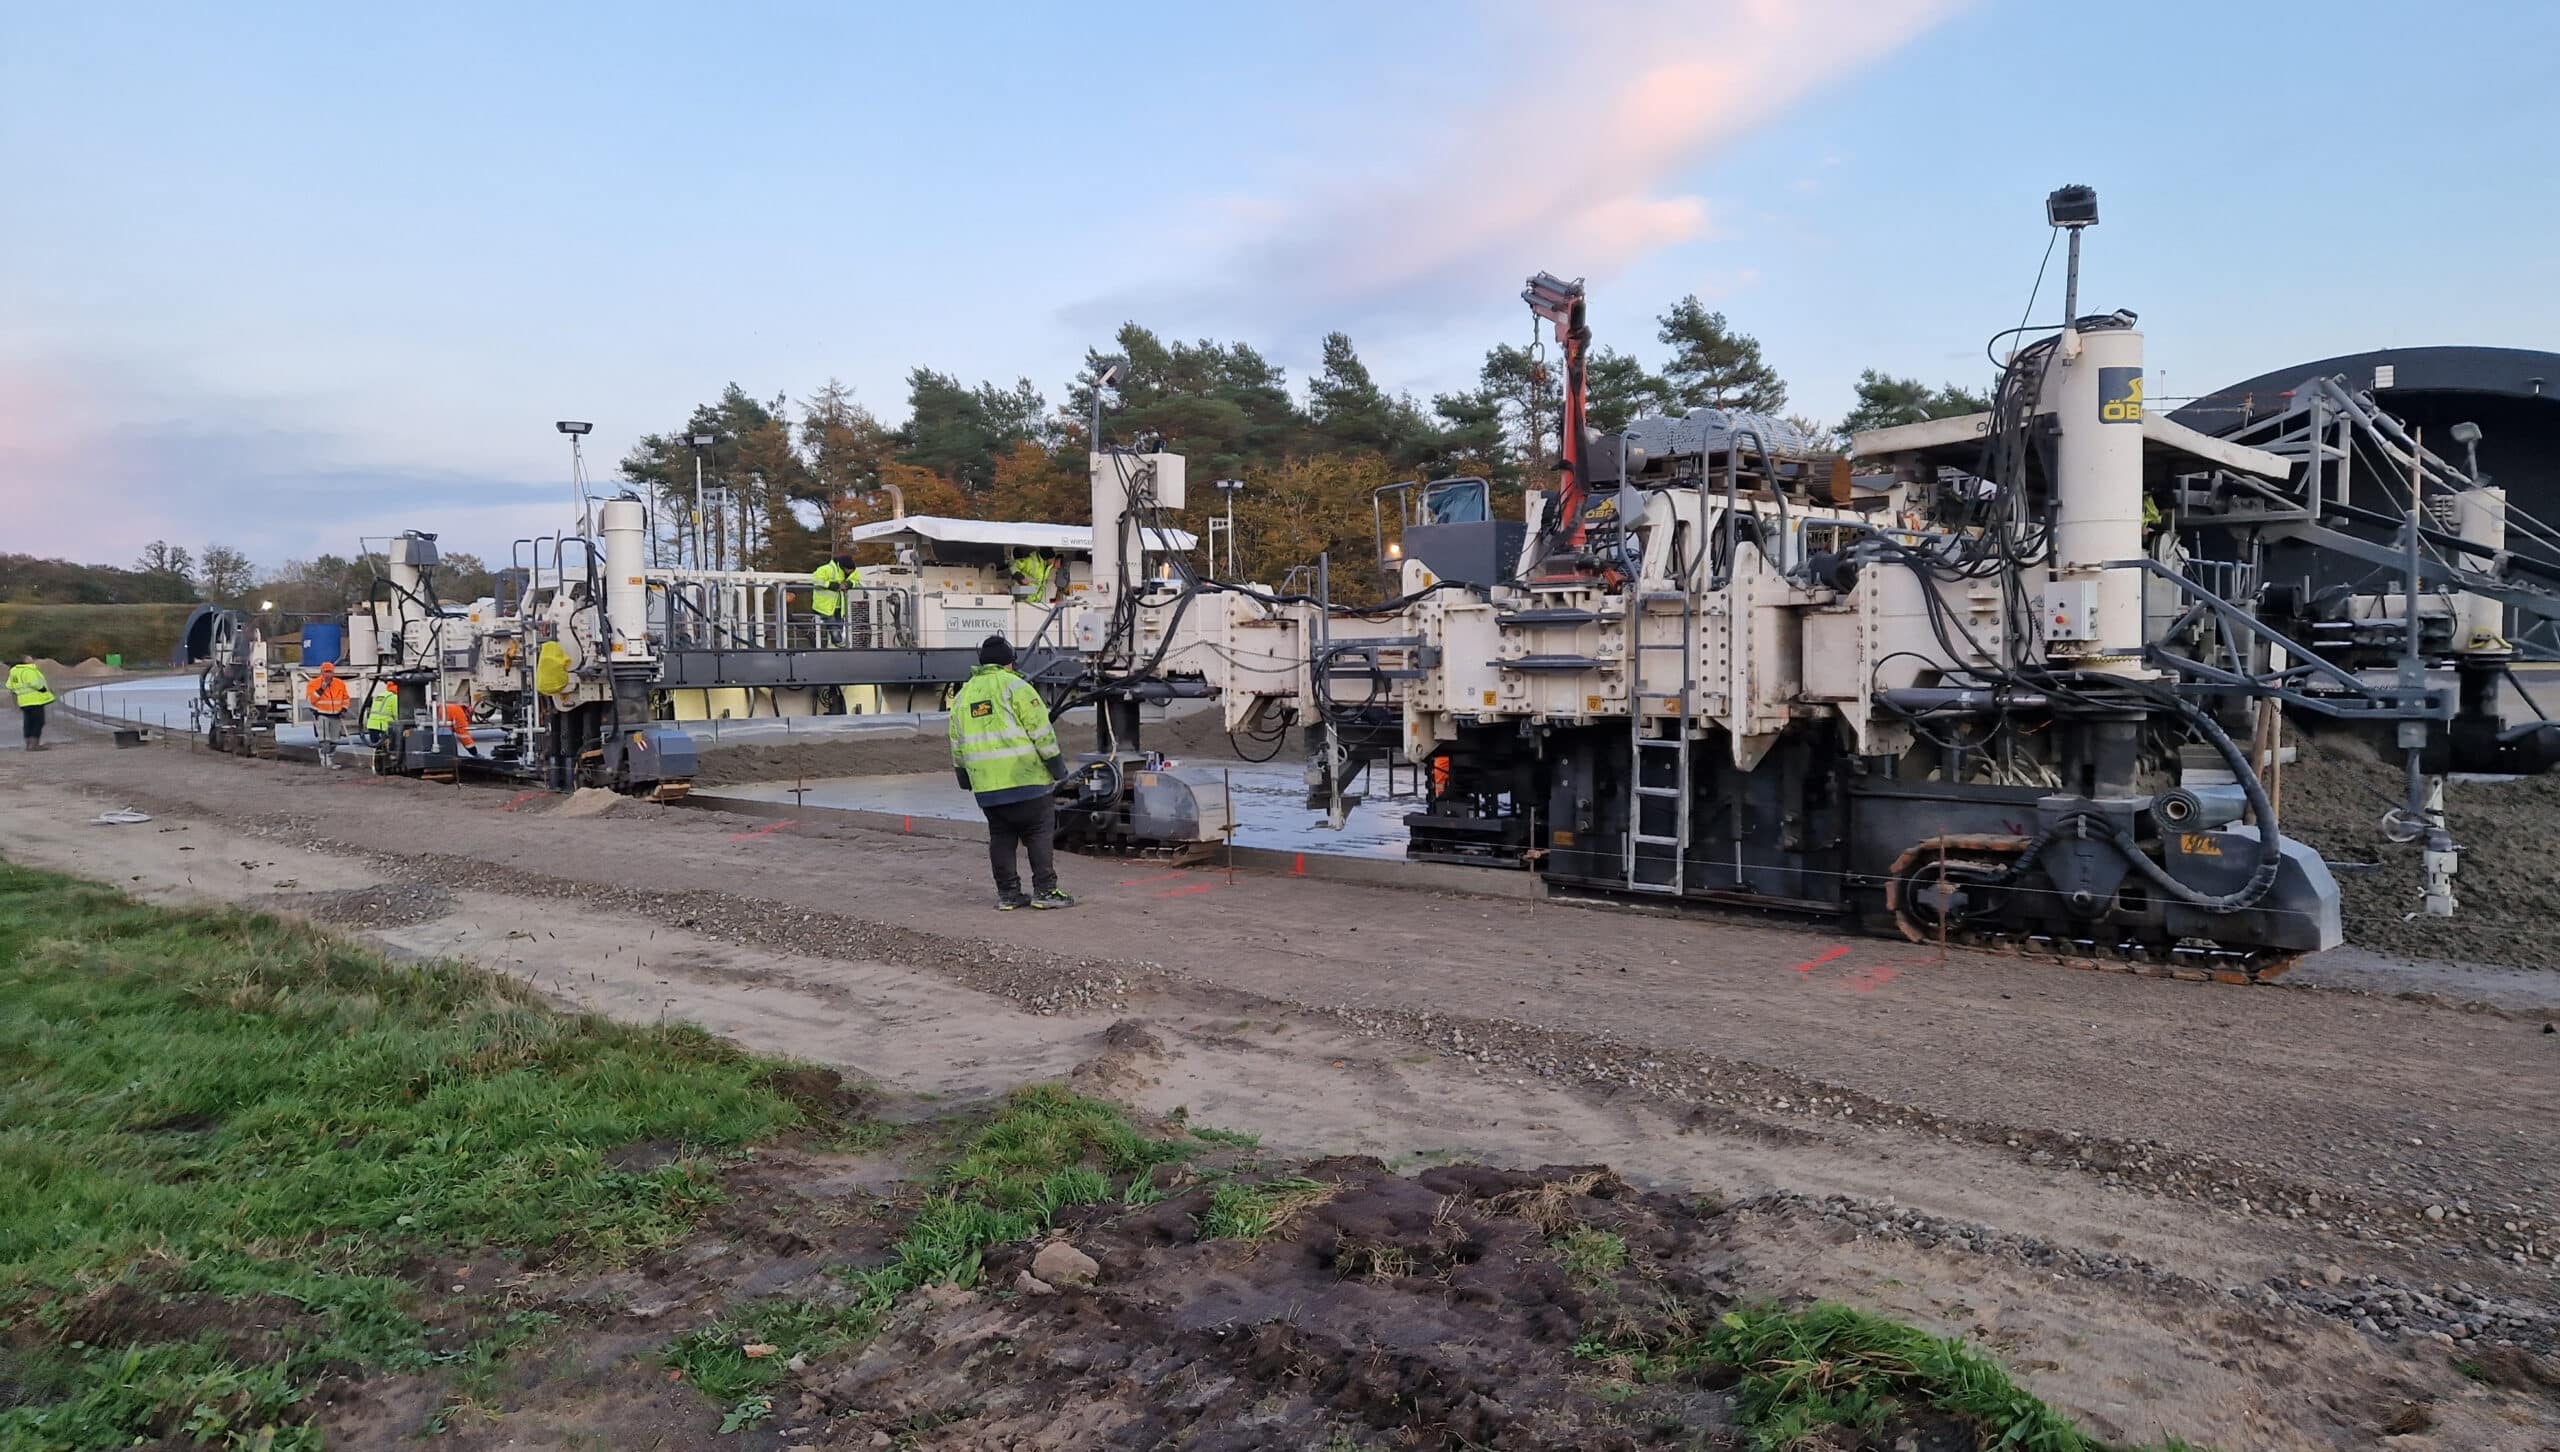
top-left (6, 729), bottom-right (2557, 1448)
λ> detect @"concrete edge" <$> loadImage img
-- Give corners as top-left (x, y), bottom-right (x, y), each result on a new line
top-left (678, 791), bottom-right (1550, 901)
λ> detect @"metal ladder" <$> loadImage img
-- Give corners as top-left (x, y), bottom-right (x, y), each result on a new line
top-left (1624, 496), bottom-right (1703, 894)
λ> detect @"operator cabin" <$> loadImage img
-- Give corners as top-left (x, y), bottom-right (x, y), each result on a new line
top-left (658, 514), bottom-right (1196, 722)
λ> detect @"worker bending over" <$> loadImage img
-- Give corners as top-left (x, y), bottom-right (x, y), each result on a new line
top-left (1010, 551), bottom-right (1058, 602)
top-left (811, 552), bottom-right (860, 646)
top-left (949, 635), bottom-right (1074, 911)
top-left (442, 701), bottom-right (480, 757)
top-left (305, 662), bottom-right (350, 745)
top-left (9, 656), bottom-right (53, 751)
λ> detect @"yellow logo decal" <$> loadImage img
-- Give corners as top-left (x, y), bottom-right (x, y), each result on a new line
top-left (2178, 832), bottom-right (2222, 857)
top-left (969, 701), bottom-right (994, 718)
top-left (2099, 367), bottom-right (2144, 424)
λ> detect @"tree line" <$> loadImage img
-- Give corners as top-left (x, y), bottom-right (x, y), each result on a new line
top-left (616, 301), bottom-right (1993, 589)
top-left (0, 540), bottom-right (499, 619)
top-left (6, 305), bottom-right (1988, 616)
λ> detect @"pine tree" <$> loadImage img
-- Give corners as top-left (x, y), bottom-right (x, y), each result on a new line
top-left (1657, 297), bottom-right (1788, 414)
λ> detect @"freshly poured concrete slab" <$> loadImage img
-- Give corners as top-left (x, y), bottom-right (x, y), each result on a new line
top-left (705, 760), bottom-right (1416, 859)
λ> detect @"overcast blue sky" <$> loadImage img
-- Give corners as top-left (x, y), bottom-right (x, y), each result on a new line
top-left (4, 0), bottom-right (2553, 567)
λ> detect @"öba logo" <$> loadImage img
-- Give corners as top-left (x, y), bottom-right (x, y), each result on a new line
top-left (2099, 367), bottom-right (2143, 424)
top-left (969, 701), bottom-right (994, 718)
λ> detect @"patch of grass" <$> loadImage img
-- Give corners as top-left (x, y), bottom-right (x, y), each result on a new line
top-left (1188, 1124), bottom-right (1261, 1149)
top-left (0, 861), bottom-right (807, 1449)
top-left (666, 1298), bottom-right (872, 1405)
top-left (1195, 1176), bottom-right (1337, 1241)
top-left (1579, 1300), bottom-right (2174, 1452)
top-left (1557, 1227), bottom-right (1629, 1283)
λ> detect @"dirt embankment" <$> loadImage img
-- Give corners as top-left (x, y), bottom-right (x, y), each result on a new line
top-left (693, 706), bottom-right (1260, 786)
top-left (2282, 731), bottom-right (2560, 967)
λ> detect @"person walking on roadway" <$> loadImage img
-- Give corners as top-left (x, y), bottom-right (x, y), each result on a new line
top-left (949, 635), bottom-right (1075, 911)
top-left (9, 656), bottom-right (54, 751)
top-left (305, 662), bottom-right (350, 745)
top-left (811, 552), bottom-right (859, 646)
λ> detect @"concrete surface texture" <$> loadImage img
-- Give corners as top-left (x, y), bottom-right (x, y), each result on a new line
top-left (5, 717), bottom-right (2558, 1447)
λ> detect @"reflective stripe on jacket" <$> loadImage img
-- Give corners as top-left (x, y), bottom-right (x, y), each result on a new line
top-left (812, 560), bottom-right (859, 618)
top-left (7, 664), bottom-right (53, 708)
top-left (948, 664), bottom-right (1059, 803)
top-left (365, 688), bottom-right (398, 732)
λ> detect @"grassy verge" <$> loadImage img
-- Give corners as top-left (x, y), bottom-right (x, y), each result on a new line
top-left (0, 860), bottom-right (809, 1450)
top-left (1580, 1300), bottom-right (2188, 1452)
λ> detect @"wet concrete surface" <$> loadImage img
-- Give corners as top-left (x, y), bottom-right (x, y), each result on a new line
top-left (704, 760), bottom-right (1418, 859)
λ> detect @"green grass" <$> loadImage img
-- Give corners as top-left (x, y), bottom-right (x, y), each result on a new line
top-left (0, 860), bottom-right (808, 1450)
top-left (1194, 1177), bottom-right (1336, 1241)
top-left (1578, 1300), bottom-right (2185, 1452)
top-left (671, 1086), bottom-right (1200, 1403)
top-left (0, 601), bottom-right (199, 667)
top-left (1556, 1228), bottom-right (1629, 1283)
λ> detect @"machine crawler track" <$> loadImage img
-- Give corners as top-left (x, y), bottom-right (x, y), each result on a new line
top-left (1884, 836), bottom-right (2300, 985)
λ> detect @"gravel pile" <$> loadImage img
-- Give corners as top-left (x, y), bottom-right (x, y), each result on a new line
top-left (2264, 1267), bottom-right (2558, 1352)
top-left (282, 883), bottom-right (455, 929)
top-left (1749, 1191), bottom-right (2558, 1353)
top-left (2284, 730), bottom-right (2560, 968)
top-left (1300, 998), bottom-right (2557, 1270)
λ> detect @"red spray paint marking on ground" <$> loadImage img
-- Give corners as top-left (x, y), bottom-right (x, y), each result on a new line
top-left (1154, 883), bottom-right (1219, 899)
top-left (499, 791), bottom-right (543, 812)
top-left (1118, 869), bottom-right (1193, 887)
top-left (728, 819), bottom-right (799, 843)
top-left (1788, 945), bottom-right (1852, 975)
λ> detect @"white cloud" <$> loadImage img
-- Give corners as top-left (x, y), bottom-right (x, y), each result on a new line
top-left (1072, 0), bottom-right (1962, 333)
top-left (0, 355), bottom-right (574, 567)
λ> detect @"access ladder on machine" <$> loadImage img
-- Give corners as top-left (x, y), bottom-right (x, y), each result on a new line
top-left (1625, 483), bottom-right (1711, 894)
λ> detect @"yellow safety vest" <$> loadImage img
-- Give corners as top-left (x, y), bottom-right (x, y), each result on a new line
top-left (7, 664), bottom-right (54, 708)
top-left (948, 665), bottom-right (1061, 800)
top-left (812, 560), bottom-right (860, 618)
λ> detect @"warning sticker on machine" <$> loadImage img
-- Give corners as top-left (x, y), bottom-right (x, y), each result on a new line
top-left (2099, 367), bottom-right (2143, 424)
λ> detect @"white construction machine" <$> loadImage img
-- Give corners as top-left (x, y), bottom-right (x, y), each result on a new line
top-left (1102, 187), bottom-right (2560, 976)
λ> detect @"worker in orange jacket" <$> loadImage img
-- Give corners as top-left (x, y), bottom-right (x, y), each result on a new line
top-left (305, 663), bottom-right (351, 745)
top-left (442, 701), bottom-right (479, 756)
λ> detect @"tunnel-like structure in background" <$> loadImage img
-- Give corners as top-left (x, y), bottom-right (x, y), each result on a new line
top-left (2174, 346), bottom-right (2559, 508)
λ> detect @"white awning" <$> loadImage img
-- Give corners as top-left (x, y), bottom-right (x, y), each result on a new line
top-left (839, 514), bottom-right (1197, 553)
top-left (1850, 411), bottom-right (2290, 480)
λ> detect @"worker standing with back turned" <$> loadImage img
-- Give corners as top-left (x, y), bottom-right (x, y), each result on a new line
top-left (949, 635), bottom-right (1075, 911)
top-left (9, 656), bottom-right (54, 751)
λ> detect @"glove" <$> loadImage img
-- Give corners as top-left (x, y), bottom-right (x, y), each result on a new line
top-left (954, 766), bottom-right (972, 790)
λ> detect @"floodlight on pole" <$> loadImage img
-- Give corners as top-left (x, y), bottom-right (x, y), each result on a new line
top-left (556, 422), bottom-right (596, 538)
top-left (684, 433), bottom-right (719, 568)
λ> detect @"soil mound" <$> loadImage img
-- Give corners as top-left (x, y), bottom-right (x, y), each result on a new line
top-left (2283, 731), bottom-right (2560, 967)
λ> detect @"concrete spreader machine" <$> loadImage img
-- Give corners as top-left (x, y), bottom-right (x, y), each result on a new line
top-left (1146, 190), bottom-right (2560, 977)
top-left (186, 187), bottom-right (2560, 974)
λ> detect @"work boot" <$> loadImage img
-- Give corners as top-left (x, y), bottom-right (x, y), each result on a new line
top-left (1027, 888), bottom-right (1076, 910)
top-left (995, 890), bottom-right (1032, 912)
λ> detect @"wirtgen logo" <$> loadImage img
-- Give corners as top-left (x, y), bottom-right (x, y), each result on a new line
top-left (2099, 367), bottom-right (2143, 424)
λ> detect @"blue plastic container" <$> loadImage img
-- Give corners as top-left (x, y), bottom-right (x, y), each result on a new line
top-left (300, 622), bottom-right (345, 668)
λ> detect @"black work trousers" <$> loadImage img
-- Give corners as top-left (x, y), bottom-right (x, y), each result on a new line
top-left (19, 703), bottom-right (43, 745)
top-left (980, 793), bottom-right (1058, 897)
